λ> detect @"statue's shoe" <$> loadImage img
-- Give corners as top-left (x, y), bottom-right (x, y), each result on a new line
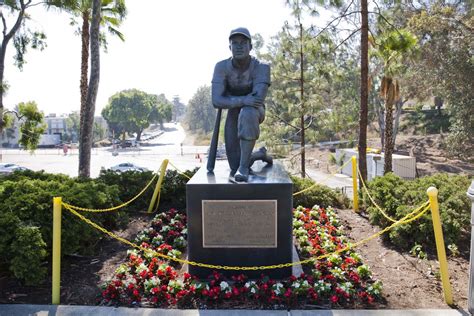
top-left (250, 146), bottom-right (273, 167)
top-left (234, 170), bottom-right (249, 182)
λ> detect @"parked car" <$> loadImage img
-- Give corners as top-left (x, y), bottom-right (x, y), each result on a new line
top-left (108, 162), bottom-right (149, 173)
top-left (0, 163), bottom-right (30, 175)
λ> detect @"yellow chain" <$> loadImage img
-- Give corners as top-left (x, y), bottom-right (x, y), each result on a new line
top-left (293, 159), bottom-right (352, 196)
top-left (63, 200), bottom-right (429, 270)
top-left (357, 166), bottom-right (399, 223)
top-left (62, 173), bottom-right (158, 212)
top-left (167, 161), bottom-right (192, 180)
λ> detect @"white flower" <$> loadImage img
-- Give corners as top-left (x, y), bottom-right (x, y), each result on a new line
top-left (220, 281), bottom-right (230, 292)
top-left (135, 263), bottom-right (148, 274)
top-left (272, 282), bottom-right (284, 295)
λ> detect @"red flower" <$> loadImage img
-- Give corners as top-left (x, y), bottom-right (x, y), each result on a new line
top-left (331, 295), bottom-right (339, 303)
top-left (284, 288), bottom-right (292, 298)
top-left (232, 286), bottom-right (240, 296)
top-left (367, 295), bottom-right (375, 304)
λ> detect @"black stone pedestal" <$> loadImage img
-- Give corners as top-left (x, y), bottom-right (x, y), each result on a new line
top-left (186, 160), bottom-right (293, 279)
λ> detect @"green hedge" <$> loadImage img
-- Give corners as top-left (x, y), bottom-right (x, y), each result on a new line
top-left (0, 168), bottom-right (196, 285)
top-left (362, 173), bottom-right (471, 254)
top-left (291, 175), bottom-right (350, 209)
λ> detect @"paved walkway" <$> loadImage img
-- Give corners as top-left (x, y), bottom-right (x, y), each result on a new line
top-left (0, 305), bottom-right (469, 316)
top-left (305, 167), bottom-right (355, 198)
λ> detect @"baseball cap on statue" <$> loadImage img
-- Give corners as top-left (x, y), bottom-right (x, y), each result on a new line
top-left (229, 27), bottom-right (251, 41)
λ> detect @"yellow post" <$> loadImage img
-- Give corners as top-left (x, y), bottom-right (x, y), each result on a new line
top-left (427, 187), bottom-right (453, 305)
top-left (148, 159), bottom-right (169, 213)
top-left (351, 156), bottom-right (359, 212)
top-left (52, 197), bottom-right (62, 305)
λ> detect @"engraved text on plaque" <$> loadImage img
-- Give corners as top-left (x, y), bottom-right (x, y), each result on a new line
top-left (202, 200), bottom-right (277, 248)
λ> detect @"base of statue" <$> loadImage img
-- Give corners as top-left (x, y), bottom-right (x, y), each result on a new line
top-left (186, 160), bottom-right (293, 279)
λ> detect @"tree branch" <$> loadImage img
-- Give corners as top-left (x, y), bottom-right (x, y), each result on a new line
top-left (2, 109), bottom-right (25, 120)
top-left (333, 28), bottom-right (360, 51)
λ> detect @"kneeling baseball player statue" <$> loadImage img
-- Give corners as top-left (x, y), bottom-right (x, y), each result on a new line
top-left (207, 27), bottom-right (273, 182)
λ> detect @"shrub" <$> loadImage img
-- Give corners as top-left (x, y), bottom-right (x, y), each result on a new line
top-left (97, 168), bottom-right (197, 213)
top-left (10, 226), bottom-right (47, 285)
top-left (291, 175), bottom-right (349, 209)
top-left (362, 173), bottom-right (471, 254)
top-left (0, 167), bottom-right (196, 285)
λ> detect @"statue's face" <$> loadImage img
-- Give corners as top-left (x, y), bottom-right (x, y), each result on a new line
top-left (229, 34), bottom-right (251, 60)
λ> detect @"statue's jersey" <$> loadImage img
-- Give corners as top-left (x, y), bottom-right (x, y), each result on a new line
top-left (212, 56), bottom-right (271, 97)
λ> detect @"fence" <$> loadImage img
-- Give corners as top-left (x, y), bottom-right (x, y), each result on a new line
top-left (51, 156), bottom-right (457, 307)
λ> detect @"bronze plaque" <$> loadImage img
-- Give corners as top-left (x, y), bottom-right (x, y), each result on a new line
top-left (202, 200), bottom-right (277, 248)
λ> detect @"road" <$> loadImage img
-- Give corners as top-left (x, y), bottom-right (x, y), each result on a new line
top-left (0, 123), bottom-right (208, 178)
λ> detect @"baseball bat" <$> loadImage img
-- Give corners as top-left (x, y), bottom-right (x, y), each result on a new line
top-left (207, 108), bottom-right (222, 173)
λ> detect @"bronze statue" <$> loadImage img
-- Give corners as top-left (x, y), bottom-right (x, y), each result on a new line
top-left (210, 27), bottom-right (272, 182)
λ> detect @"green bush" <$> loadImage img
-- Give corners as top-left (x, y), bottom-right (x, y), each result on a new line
top-left (362, 173), bottom-right (471, 254)
top-left (0, 167), bottom-right (196, 285)
top-left (291, 175), bottom-right (349, 209)
top-left (10, 226), bottom-right (47, 286)
top-left (97, 168), bottom-right (197, 213)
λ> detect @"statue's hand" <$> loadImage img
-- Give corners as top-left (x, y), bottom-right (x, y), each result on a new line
top-left (242, 94), bottom-right (264, 108)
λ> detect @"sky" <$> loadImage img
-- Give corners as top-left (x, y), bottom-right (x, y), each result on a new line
top-left (2, 0), bottom-right (302, 117)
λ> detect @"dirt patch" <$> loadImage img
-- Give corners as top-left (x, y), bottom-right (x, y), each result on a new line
top-left (336, 208), bottom-right (469, 309)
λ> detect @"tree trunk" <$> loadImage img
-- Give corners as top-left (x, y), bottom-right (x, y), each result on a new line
top-left (392, 99), bottom-right (405, 147)
top-left (0, 3), bottom-right (26, 133)
top-left (136, 130), bottom-right (142, 141)
top-left (383, 99), bottom-right (394, 174)
top-left (375, 98), bottom-right (385, 149)
top-left (434, 96), bottom-right (443, 116)
top-left (78, 0), bottom-right (101, 178)
top-left (358, 0), bottom-right (369, 182)
top-left (79, 10), bottom-right (90, 138)
top-left (299, 22), bottom-right (305, 178)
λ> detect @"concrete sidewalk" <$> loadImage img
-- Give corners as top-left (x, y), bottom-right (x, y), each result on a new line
top-left (0, 305), bottom-right (469, 316)
top-left (305, 167), bottom-right (355, 198)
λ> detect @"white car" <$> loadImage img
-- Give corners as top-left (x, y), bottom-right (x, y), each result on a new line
top-left (0, 163), bottom-right (30, 175)
top-left (109, 162), bottom-right (149, 173)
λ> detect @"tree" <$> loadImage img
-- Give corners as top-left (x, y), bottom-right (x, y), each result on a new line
top-left (0, 0), bottom-right (47, 147)
top-left (102, 89), bottom-right (171, 141)
top-left (172, 95), bottom-right (186, 122)
top-left (406, 2), bottom-right (473, 158)
top-left (78, 0), bottom-right (101, 177)
top-left (64, 111), bottom-right (80, 142)
top-left (50, 0), bottom-right (126, 141)
top-left (150, 93), bottom-right (172, 130)
top-left (358, 0), bottom-right (369, 182)
top-left (184, 85), bottom-right (214, 134)
top-left (371, 29), bottom-right (416, 173)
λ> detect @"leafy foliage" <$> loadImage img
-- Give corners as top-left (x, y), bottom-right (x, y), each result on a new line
top-left (102, 89), bottom-right (172, 140)
top-left (362, 173), bottom-right (471, 254)
top-left (16, 101), bottom-right (47, 150)
top-left (184, 85), bottom-right (215, 134)
top-left (0, 166), bottom-right (196, 285)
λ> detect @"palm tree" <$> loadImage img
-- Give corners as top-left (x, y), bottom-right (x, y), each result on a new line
top-left (358, 0), bottom-right (369, 183)
top-left (374, 29), bottom-right (417, 174)
top-left (51, 0), bottom-right (126, 177)
top-left (78, 0), bottom-right (101, 177)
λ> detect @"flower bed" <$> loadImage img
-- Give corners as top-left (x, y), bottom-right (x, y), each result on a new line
top-left (101, 206), bottom-right (382, 308)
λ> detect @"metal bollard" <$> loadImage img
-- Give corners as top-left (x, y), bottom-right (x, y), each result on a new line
top-left (52, 197), bottom-right (62, 304)
top-left (427, 187), bottom-right (453, 305)
top-left (351, 156), bottom-right (359, 212)
top-left (467, 180), bottom-right (474, 313)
